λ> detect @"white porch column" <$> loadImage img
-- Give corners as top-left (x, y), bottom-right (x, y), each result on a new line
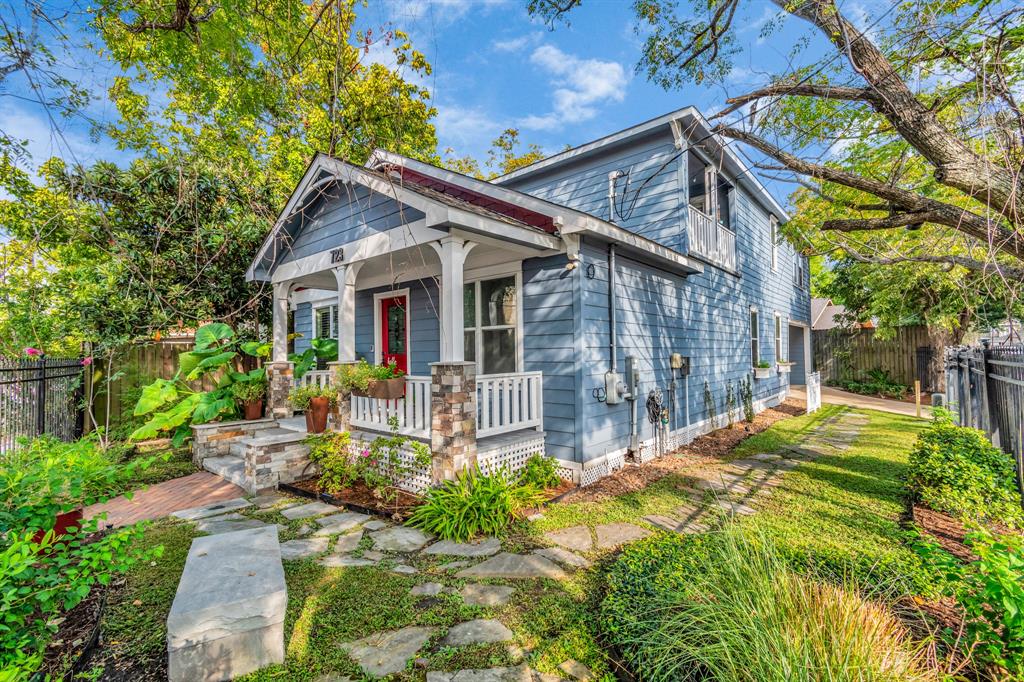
top-left (430, 236), bottom-right (476, 362)
top-left (272, 281), bottom-right (291, 362)
top-left (333, 262), bottom-right (363, 362)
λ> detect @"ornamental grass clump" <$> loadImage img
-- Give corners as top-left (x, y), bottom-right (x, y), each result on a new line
top-left (603, 528), bottom-right (938, 682)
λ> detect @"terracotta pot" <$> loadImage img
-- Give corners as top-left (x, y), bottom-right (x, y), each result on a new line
top-left (366, 377), bottom-right (406, 400)
top-left (243, 399), bottom-right (264, 420)
top-left (305, 396), bottom-right (330, 433)
top-left (32, 508), bottom-right (83, 545)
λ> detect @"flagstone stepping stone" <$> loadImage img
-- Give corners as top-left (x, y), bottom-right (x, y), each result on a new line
top-left (427, 665), bottom-right (535, 682)
top-left (558, 660), bottom-right (592, 681)
top-left (318, 555), bottom-right (376, 568)
top-left (280, 536), bottom-right (330, 560)
top-left (362, 550), bottom-right (386, 561)
top-left (372, 526), bottom-right (433, 552)
top-left (392, 564), bottom-right (418, 575)
top-left (339, 625), bottom-right (437, 677)
top-left (748, 453), bottom-right (783, 462)
top-left (281, 501), bottom-right (338, 520)
top-left (693, 478), bottom-right (739, 492)
top-left (459, 583), bottom-right (515, 607)
top-left (424, 537), bottom-right (501, 558)
top-left (333, 530), bottom-right (364, 553)
top-left (315, 512), bottom-right (370, 536)
top-left (172, 497), bottom-right (252, 521)
top-left (437, 560), bottom-right (472, 571)
top-left (411, 582), bottom-right (445, 597)
top-left (457, 552), bottom-right (568, 580)
top-left (531, 547), bottom-right (591, 569)
top-left (313, 674), bottom-right (353, 682)
top-left (731, 459), bottom-right (779, 471)
top-left (363, 519), bottom-right (390, 531)
top-left (194, 514), bottom-right (269, 535)
top-left (713, 499), bottom-right (756, 516)
top-left (595, 523), bottom-right (650, 549)
top-left (442, 619), bottom-right (514, 646)
top-left (643, 515), bottom-right (685, 533)
top-left (543, 526), bottom-right (592, 552)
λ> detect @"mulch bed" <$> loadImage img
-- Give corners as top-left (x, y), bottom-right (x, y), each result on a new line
top-left (37, 586), bottom-right (106, 680)
top-left (913, 505), bottom-right (978, 562)
top-left (289, 477), bottom-right (424, 520)
top-left (559, 400), bottom-right (807, 503)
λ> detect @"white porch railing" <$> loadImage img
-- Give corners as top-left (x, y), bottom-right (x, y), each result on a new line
top-left (350, 375), bottom-right (432, 438)
top-left (296, 369), bottom-right (333, 389)
top-left (806, 371), bottom-right (822, 414)
top-left (477, 372), bottom-right (544, 438)
top-left (347, 372), bottom-right (544, 440)
top-left (688, 206), bottom-right (737, 271)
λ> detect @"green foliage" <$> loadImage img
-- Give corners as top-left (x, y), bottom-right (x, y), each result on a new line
top-left (913, 527), bottom-right (1024, 677)
top-left (305, 418), bottom-right (430, 502)
top-left (409, 467), bottom-right (546, 542)
top-left (724, 380), bottom-right (736, 427)
top-left (836, 368), bottom-right (909, 400)
top-left (0, 436), bottom-right (158, 679)
top-left (740, 375), bottom-right (754, 423)
top-left (602, 528), bottom-right (936, 682)
top-left (230, 375), bottom-right (267, 403)
top-left (702, 380), bottom-right (716, 428)
top-left (334, 359), bottom-right (404, 392)
top-left (518, 454), bottom-right (562, 490)
top-left (131, 322), bottom-right (267, 445)
top-left (754, 359), bottom-right (772, 369)
top-left (289, 337), bottom-right (340, 379)
top-left (288, 383), bottom-right (338, 411)
top-left (907, 410), bottom-right (1022, 526)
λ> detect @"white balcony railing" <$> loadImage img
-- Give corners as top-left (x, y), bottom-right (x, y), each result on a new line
top-left (688, 206), bottom-right (737, 271)
top-left (477, 371), bottom-right (544, 438)
top-left (296, 369), bottom-right (333, 389)
top-left (350, 375), bottom-right (432, 438)
top-left (346, 372), bottom-right (544, 440)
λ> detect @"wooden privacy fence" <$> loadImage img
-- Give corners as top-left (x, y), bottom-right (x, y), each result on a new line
top-left (0, 357), bottom-right (85, 454)
top-left (813, 326), bottom-right (939, 390)
top-left (945, 343), bottom-right (1024, 497)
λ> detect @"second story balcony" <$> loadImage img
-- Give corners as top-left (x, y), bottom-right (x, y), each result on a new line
top-left (687, 205), bottom-right (737, 272)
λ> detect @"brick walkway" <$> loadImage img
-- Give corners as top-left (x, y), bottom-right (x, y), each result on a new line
top-left (85, 472), bottom-right (245, 528)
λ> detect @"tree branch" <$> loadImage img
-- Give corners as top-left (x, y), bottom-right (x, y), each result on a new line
top-left (121, 0), bottom-right (217, 40)
top-left (841, 250), bottom-right (1024, 281)
top-left (713, 82), bottom-right (878, 118)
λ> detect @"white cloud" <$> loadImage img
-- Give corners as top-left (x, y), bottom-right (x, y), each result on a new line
top-left (384, 0), bottom-right (509, 26)
top-left (492, 32), bottom-right (542, 53)
top-left (518, 45), bottom-right (628, 131)
top-left (433, 103), bottom-right (503, 153)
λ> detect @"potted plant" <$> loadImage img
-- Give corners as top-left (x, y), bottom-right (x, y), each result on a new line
top-left (337, 359), bottom-right (406, 399)
top-left (753, 360), bottom-right (773, 379)
top-left (289, 384), bottom-right (337, 433)
top-left (231, 377), bottom-right (267, 420)
top-left (777, 360), bottom-right (795, 374)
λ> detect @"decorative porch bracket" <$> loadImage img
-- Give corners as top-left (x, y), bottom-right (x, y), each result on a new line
top-left (430, 361), bottom-right (478, 482)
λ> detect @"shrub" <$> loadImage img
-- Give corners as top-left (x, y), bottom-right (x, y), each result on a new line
top-left (0, 437), bottom-right (157, 678)
top-left (914, 527), bottom-right (1024, 677)
top-left (518, 453), bottom-right (561, 489)
top-left (907, 410), bottom-right (1022, 526)
top-left (408, 467), bottom-right (545, 541)
top-left (602, 528), bottom-right (937, 682)
top-left (837, 368), bottom-right (909, 399)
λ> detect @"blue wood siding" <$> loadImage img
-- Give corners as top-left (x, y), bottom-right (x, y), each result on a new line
top-left (354, 279), bottom-right (440, 376)
top-left (294, 302), bottom-right (313, 355)
top-left (522, 256), bottom-right (579, 462)
top-left (277, 185), bottom-right (424, 265)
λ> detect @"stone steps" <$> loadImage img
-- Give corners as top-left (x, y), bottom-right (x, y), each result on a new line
top-left (203, 455), bottom-right (247, 490)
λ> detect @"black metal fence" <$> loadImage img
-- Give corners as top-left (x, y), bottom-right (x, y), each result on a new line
top-left (0, 357), bottom-right (85, 454)
top-left (945, 343), bottom-right (1024, 495)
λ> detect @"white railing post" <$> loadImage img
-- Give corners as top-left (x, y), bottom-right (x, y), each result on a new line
top-left (475, 372), bottom-right (544, 439)
top-left (348, 376), bottom-right (431, 438)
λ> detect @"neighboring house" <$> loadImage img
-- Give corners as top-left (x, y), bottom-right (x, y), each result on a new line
top-left (811, 297), bottom-right (875, 331)
top-left (246, 107), bottom-right (812, 484)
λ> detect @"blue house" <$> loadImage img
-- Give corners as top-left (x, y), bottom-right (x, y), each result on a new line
top-left (246, 107), bottom-right (813, 487)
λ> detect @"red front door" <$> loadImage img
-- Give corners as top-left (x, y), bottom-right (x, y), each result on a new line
top-left (380, 295), bottom-right (408, 374)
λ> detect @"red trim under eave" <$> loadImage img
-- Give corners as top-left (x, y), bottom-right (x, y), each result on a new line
top-left (385, 166), bottom-right (558, 234)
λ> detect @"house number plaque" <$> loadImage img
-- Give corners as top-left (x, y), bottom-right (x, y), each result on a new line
top-left (330, 248), bottom-right (344, 264)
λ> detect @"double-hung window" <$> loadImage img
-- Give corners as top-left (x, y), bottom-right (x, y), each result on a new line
top-left (770, 215), bottom-right (779, 271)
top-left (774, 312), bottom-right (785, 363)
top-left (750, 308), bottom-right (760, 367)
top-left (464, 274), bottom-right (518, 374)
top-left (314, 304), bottom-right (338, 339)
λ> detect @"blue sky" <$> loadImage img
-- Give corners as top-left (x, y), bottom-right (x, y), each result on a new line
top-left (1, 0), bottom-right (841, 205)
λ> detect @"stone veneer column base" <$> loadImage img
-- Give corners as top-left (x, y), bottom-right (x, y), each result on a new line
top-left (430, 361), bottom-right (477, 483)
top-left (266, 361), bottom-right (294, 419)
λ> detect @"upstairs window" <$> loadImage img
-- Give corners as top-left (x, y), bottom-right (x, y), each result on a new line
top-left (687, 150), bottom-right (709, 214)
top-left (717, 176), bottom-right (733, 228)
top-left (794, 254), bottom-right (807, 289)
top-left (770, 215), bottom-right (779, 271)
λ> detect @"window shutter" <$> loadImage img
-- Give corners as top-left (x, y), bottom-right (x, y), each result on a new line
top-left (316, 307), bottom-right (331, 339)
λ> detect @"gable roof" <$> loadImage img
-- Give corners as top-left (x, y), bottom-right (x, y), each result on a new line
top-left (492, 106), bottom-right (790, 223)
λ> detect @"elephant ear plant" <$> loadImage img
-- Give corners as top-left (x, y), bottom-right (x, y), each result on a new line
top-left (130, 322), bottom-right (268, 446)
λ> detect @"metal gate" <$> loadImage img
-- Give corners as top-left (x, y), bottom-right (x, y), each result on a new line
top-left (0, 357), bottom-right (85, 454)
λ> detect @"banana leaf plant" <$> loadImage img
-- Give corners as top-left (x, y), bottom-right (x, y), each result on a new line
top-left (130, 323), bottom-right (268, 446)
top-left (289, 336), bottom-right (338, 379)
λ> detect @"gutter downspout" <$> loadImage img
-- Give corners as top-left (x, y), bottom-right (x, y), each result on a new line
top-left (608, 243), bottom-right (618, 373)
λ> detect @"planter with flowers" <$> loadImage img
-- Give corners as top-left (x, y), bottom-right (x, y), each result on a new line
top-left (777, 361), bottom-right (795, 374)
top-left (289, 384), bottom-right (338, 434)
top-left (336, 359), bottom-right (406, 399)
top-left (231, 376), bottom-right (267, 420)
top-left (753, 360), bottom-right (774, 380)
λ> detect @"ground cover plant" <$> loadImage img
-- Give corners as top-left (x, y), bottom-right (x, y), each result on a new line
top-left (602, 528), bottom-right (937, 682)
top-left (908, 409), bottom-right (1022, 526)
top-left (836, 368), bottom-right (910, 400)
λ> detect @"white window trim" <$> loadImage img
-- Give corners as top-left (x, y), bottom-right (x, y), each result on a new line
top-left (372, 288), bottom-right (412, 368)
top-left (313, 303), bottom-right (337, 339)
top-left (770, 215), bottom-right (779, 271)
top-left (750, 306), bottom-right (760, 368)
top-left (774, 312), bottom-right (785, 363)
top-left (462, 267), bottom-right (524, 375)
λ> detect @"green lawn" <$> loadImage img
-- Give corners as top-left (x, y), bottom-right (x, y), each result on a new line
top-left (90, 404), bottom-right (932, 681)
